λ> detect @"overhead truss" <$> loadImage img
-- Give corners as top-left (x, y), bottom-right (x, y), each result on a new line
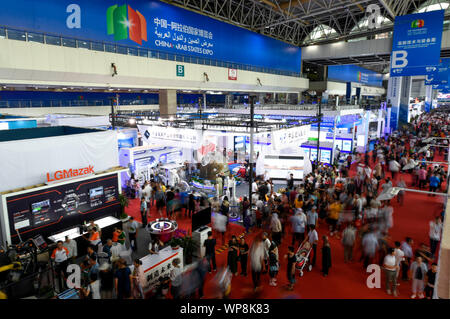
top-left (161, 0), bottom-right (440, 46)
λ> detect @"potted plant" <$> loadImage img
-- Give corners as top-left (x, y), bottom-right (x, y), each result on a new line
top-left (180, 235), bottom-right (198, 265)
top-left (169, 237), bottom-right (183, 250)
top-left (118, 193), bottom-right (130, 222)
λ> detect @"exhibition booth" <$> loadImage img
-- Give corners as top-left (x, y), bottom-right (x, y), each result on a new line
top-left (136, 115), bottom-right (314, 186)
top-left (0, 126), bottom-right (124, 246)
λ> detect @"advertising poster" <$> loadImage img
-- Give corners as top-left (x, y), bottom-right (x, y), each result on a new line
top-left (328, 65), bottom-right (383, 87)
top-left (390, 10), bottom-right (445, 76)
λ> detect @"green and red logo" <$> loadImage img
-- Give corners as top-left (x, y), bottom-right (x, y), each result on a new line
top-left (107, 4), bottom-right (147, 45)
top-left (357, 71), bottom-right (362, 82)
top-left (411, 19), bottom-right (425, 28)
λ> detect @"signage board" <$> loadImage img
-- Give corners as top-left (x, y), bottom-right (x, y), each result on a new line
top-left (271, 125), bottom-right (310, 151)
top-left (228, 68), bottom-right (237, 80)
top-left (176, 65), bottom-right (185, 77)
top-left (390, 10), bottom-right (445, 76)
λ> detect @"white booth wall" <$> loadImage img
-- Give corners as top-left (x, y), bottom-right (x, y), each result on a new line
top-left (0, 130), bottom-right (119, 192)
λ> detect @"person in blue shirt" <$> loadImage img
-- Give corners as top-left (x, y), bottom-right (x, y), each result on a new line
top-left (429, 173), bottom-right (440, 196)
top-left (102, 239), bottom-right (113, 260)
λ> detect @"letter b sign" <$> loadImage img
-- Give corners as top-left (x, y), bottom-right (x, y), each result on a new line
top-left (391, 51), bottom-right (408, 68)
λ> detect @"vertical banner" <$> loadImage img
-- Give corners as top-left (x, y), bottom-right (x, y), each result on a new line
top-left (346, 82), bottom-right (352, 103)
top-left (425, 85), bottom-right (433, 113)
top-left (390, 10), bottom-right (445, 77)
top-left (387, 77), bottom-right (402, 131)
top-left (399, 76), bottom-right (412, 127)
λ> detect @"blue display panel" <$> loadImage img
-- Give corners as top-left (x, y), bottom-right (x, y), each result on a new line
top-left (390, 10), bottom-right (445, 76)
top-left (0, 0), bottom-right (301, 73)
top-left (328, 65), bottom-right (383, 87)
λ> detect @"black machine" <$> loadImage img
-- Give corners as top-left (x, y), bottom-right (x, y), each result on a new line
top-left (0, 235), bottom-right (52, 298)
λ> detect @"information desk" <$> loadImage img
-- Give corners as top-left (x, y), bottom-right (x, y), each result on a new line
top-left (129, 246), bottom-right (184, 290)
top-left (48, 216), bottom-right (121, 254)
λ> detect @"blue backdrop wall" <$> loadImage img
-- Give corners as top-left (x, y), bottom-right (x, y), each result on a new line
top-left (0, 0), bottom-right (301, 73)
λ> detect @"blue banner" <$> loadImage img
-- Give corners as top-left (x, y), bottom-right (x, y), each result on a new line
top-left (328, 65), bottom-right (383, 87)
top-left (390, 107), bottom-right (399, 131)
top-left (390, 10), bottom-right (445, 77)
top-left (0, 0), bottom-right (301, 73)
top-left (425, 58), bottom-right (450, 85)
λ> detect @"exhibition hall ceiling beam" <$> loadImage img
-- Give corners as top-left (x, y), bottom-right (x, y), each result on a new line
top-left (162, 0), bottom-right (433, 46)
top-left (257, 0), bottom-right (372, 29)
top-left (377, 0), bottom-right (395, 19)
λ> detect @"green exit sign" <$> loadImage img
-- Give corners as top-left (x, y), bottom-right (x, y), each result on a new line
top-left (176, 65), bottom-right (185, 77)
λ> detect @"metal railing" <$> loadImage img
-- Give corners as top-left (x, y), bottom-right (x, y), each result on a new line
top-left (226, 103), bottom-right (364, 111)
top-left (0, 25), bottom-right (303, 78)
top-left (0, 98), bottom-right (159, 108)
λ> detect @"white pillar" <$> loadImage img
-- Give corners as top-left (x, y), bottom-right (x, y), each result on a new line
top-left (399, 76), bottom-right (412, 127)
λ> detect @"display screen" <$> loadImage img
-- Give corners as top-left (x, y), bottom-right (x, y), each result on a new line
top-left (89, 186), bottom-right (104, 198)
top-left (31, 199), bottom-right (51, 213)
top-left (320, 150), bottom-right (332, 164)
top-left (264, 155), bottom-right (305, 180)
top-left (6, 173), bottom-right (120, 243)
top-left (192, 207), bottom-right (212, 232)
top-left (310, 149), bottom-right (318, 161)
top-left (342, 140), bottom-right (353, 152)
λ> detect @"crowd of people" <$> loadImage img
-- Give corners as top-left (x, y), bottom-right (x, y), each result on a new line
top-left (50, 110), bottom-right (447, 299)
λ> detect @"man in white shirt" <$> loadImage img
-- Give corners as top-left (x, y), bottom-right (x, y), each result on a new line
top-left (383, 248), bottom-right (399, 296)
top-left (63, 236), bottom-right (77, 263)
top-left (429, 216), bottom-right (443, 257)
top-left (170, 258), bottom-right (182, 299)
top-left (252, 181), bottom-right (258, 194)
top-left (262, 232), bottom-right (272, 262)
top-left (143, 181), bottom-right (153, 208)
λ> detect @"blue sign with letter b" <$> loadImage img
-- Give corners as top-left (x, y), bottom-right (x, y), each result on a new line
top-left (390, 10), bottom-right (445, 77)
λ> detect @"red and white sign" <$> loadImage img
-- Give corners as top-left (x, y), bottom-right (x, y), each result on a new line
top-left (46, 165), bottom-right (94, 183)
top-left (228, 68), bottom-right (237, 80)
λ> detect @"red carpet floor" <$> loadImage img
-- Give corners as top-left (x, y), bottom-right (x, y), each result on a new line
top-left (125, 156), bottom-right (445, 299)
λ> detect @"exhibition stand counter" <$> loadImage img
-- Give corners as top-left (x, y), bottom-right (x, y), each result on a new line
top-left (129, 246), bottom-right (184, 290)
top-left (48, 216), bottom-right (121, 243)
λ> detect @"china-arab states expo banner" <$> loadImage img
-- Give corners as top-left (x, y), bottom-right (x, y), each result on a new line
top-left (390, 10), bottom-right (445, 77)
